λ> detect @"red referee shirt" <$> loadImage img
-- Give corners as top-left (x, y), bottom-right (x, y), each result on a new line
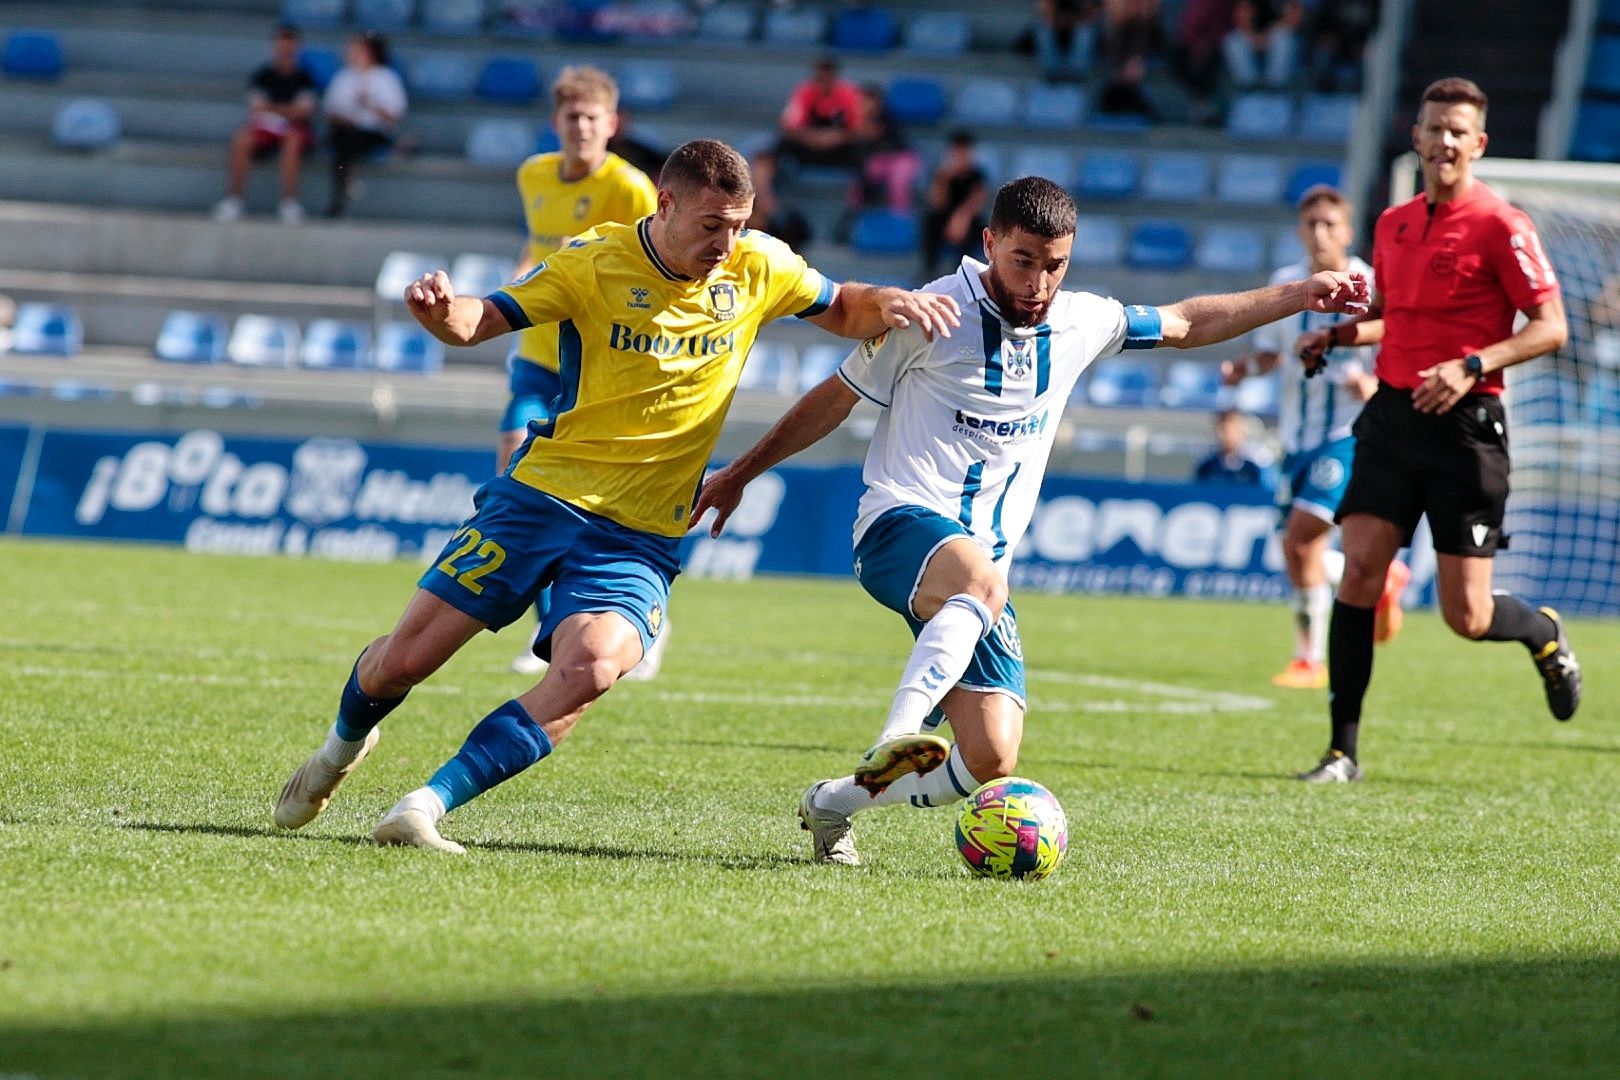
top-left (1371, 181), bottom-right (1560, 394)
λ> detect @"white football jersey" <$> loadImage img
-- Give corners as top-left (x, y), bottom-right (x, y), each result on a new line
top-left (839, 257), bottom-right (1157, 562)
top-left (1251, 257), bottom-right (1377, 454)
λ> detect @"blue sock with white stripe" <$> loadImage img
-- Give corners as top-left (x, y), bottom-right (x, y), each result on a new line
top-left (425, 700), bottom-right (552, 814)
top-left (877, 594), bottom-right (994, 744)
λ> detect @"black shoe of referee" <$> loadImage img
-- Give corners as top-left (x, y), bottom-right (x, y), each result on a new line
top-left (1532, 607), bottom-right (1582, 721)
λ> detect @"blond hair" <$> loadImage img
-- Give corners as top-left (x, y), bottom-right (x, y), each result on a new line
top-left (551, 65), bottom-right (619, 113)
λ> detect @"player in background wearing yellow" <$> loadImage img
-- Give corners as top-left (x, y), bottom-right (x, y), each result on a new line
top-left (273, 139), bottom-right (962, 853)
top-left (503, 66), bottom-right (658, 678)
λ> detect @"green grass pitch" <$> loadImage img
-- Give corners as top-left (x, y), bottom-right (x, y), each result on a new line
top-left (2, 537), bottom-right (1617, 1078)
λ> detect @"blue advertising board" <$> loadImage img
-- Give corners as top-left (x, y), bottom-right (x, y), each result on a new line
top-left (0, 423), bottom-right (29, 529)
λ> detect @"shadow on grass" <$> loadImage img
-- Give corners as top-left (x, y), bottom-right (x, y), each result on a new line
top-left (2, 956), bottom-right (1618, 1079)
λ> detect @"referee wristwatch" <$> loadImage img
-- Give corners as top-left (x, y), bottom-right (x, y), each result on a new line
top-left (1463, 354), bottom-right (1486, 379)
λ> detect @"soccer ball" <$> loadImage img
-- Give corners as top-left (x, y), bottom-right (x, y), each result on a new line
top-left (955, 777), bottom-right (1067, 880)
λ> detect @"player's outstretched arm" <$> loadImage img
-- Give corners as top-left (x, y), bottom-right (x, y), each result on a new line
top-left (1295, 287), bottom-right (1386, 377)
top-left (1157, 271), bottom-right (1369, 350)
top-left (405, 271), bottom-right (513, 347)
top-left (691, 375), bottom-right (860, 537)
top-left (806, 282), bottom-right (961, 342)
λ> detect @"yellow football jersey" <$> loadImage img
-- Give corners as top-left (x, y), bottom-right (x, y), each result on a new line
top-left (489, 218), bottom-right (835, 537)
top-left (512, 151), bottom-right (658, 372)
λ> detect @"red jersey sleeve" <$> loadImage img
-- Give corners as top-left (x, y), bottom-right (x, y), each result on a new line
top-left (781, 83), bottom-right (812, 129)
top-left (1489, 206), bottom-right (1560, 310)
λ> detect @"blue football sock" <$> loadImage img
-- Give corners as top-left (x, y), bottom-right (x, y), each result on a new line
top-left (426, 700), bottom-right (553, 813)
top-left (333, 654), bottom-right (408, 742)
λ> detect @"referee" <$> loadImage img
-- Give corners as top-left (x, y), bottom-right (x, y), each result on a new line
top-left (1294, 77), bottom-right (1582, 783)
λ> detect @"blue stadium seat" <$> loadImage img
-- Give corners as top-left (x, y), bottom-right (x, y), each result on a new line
top-left (2, 30), bottom-right (64, 80)
top-left (51, 99), bottom-right (120, 149)
top-left (1571, 100), bottom-right (1620, 161)
top-left (280, 0), bottom-right (346, 29)
top-left (11, 303), bottom-right (83, 357)
top-left (1227, 93), bottom-right (1294, 140)
top-left (1233, 371), bottom-right (1280, 417)
top-left (1589, 36), bottom-right (1620, 95)
top-left (1009, 146), bottom-right (1078, 189)
top-left (1160, 359), bottom-right (1226, 411)
top-left (1215, 154), bottom-right (1285, 205)
top-left (450, 252), bottom-right (516, 296)
top-left (1271, 227), bottom-right (1305, 268)
top-left (762, 9), bottom-right (827, 48)
top-left (885, 78), bottom-right (946, 125)
top-left (535, 126), bottom-right (562, 154)
top-left (738, 341), bottom-right (796, 393)
top-left (155, 311), bottom-right (229, 365)
top-left (375, 251), bottom-right (448, 300)
top-left (1021, 82), bottom-right (1085, 129)
top-left (698, 3), bottom-right (756, 43)
top-left (301, 319), bottom-right (373, 370)
top-left (831, 7), bottom-right (899, 51)
top-left (1195, 224), bottom-right (1266, 274)
top-left (796, 344), bottom-right (846, 391)
top-left (953, 78), bottom-right (1018, 126)
top-left (1141, 152), bottom-right (1211, 202)
top-left (50, 380), bottom-right (117, 403)
top-left (1086, 358), bottom-right (1158, 408)
top-left (851, 209), bottom-right (919, 255)
top-left (616, 60), bottom-right (678, 111)
top-left (1088, 112), bottom-right (1152, 133)
top-left (353, 0), bottom-right (415, 29)
top-left (1605, 0), bottom-right (1620, 25)
top-left (421, 0), bottom-right (484, 35)
top-left (1287, 162), bottom-right (1343, 204)
top-left (1070, 215), bottom-right (1125, 267)
top-left (465, 118), bottom-right (537, 166)
top-left (1075, 151), bottom-right (1139, 200)
top-left (1127, 222), bottom-right (1193, 271)
top-left (375, 321), bottom-right (445, 374)
top-left (1298, 93), bottom-right (1358, 143)
top-left (406, 51), bottom-right (475, 100)
top-left (476, 56), bottom-right (542, 104)
top-left (903, 13), bottom-right (970, 57)
top-left (227, 315), bottom-right (300, 368)
top-left (299, 47), bottom-right (341, 91)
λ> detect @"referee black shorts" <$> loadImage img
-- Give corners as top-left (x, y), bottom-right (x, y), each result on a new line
top-left (1336, 383), bottom-right (1511, 557)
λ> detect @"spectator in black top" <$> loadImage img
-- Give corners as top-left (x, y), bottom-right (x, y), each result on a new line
top-left (1015, 0), bottom-right (1101, 83)
top-left (1097, 0), bottom-right (1163, 117)
top-left (214, 24), bottom-right (318, 224)
top-left (919, 131), bottom-right (988, 279)
top-left (1305, 0), bottom-right (1374, 93)
top-left (1194, 409), bottom-right (1273, 486)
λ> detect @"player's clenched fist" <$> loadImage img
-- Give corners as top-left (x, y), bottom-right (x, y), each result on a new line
top-left (1304, 270), bottom-right (1370, 315)
top-left (405, 270), bottom-right (455, 320)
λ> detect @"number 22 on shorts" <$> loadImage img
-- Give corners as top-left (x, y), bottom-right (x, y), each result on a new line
top-left (435, 526), bottom-right (507, 595)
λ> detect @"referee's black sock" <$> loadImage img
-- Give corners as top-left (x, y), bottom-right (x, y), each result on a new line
top-left (1481, 592), bottom-right (1557, 649)
top-left (1328, 600), bottom-right (1377, 761)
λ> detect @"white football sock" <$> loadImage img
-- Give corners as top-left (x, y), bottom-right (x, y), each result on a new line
top-left (1322, 549), bottom-right (1346, 590)
top-left (392, 786), bottom-right (447, 822)
top-left (869, 745), bottom-right (982, 809)
top-left (1293, 583), bottom-right (1334, 663)
top-left (876, 594), bottom-right (993, 744)
top-left (319, 724), bottom-right (368, 767)
top-left (812, 775), bottom-right (876, 818)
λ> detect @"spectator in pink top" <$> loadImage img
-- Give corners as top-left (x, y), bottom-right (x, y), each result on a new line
top-left (777, 56), bottom-right (864, 170)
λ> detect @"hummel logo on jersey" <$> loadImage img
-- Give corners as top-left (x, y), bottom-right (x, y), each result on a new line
top-left (628, 287), bottom-right (651, 310)
top-left (954, 408), bottom-right (1048, 438)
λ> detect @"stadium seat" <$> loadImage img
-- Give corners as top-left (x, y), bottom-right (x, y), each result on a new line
top-left (465, 118), bottom-right (537, 166)
top-left (903, 13), bottom-right (971, 57)
top-left (51, 99), bottom-right (120, 150)
top-left (375, 321), bottom-right (445, 374)
top-left (1215, 155), bottom-right (1285, 205)
top-left (10, 303), bottom-right (83, 357)
top-left (406, 52), bottom-right (476, 100)
top-left (1009, 146), bottom-right (1078, 189)
top-left (1571, 100), bottom-right (1620, 161)
top-left (376, 251), bottom-right (447, 300)
top-left (535, 126), bottom-right (562, 154)
top-left (1141, 152), bottom-right (1211, 203)
top-left (300, 319), bottom-right (373, 370)
top-left (227, 315), bottom-right (300, 368)
top-left (421, 0), bottom-right (485, 35)
top-left (155, 311), bottom-right (230, 365)
top-left (1021, 82), bottom-right (1085, 129)
top-left (1075, 150), bottom-right (1139, 200)
top-left (1086, 357), bottom-right (1158, 408)
top-left (1234, 371), bottom-right (1280, 416)
top-left (556, 0), bottom-right (622, 45)
top-left (885, 77), bottom-right (946, 125)
top-left (831, 7), bottom-right (899, 51)
top-left (1605, 0), bottom-right (1620, 26)
top-left (761, 9), bottom-right (827, 48)
top-left (616, 60), bottom-right (678, 111)
top-left (2, 30), bottom-right (64, 80)
top-left (738, 341), bottom-right (796, 393)
top-left (1195, 224), bottom-right (1266, 274)
top-left (50, 379), bottom-right (116, 403)
top-left (280, 0), bottom-right (346, 29)
top-left (1271, 227), bottom-right (1305, 268)
top-left (1160, 359), bottom-right (1226, 411)
top-left (1127, 222), bottom-right (1193, 271)
top-left (796, 344), bottom-right (845, 391)
top-left (1227, 93), bottom-right (1294, 140)
top-left (850, 209), bottom-right (919, 255)
top-left (697, 3), bottom-right (756, 43)
top-left (353, 0), bottom-right (415, 29)
top-left (476, 57), bottom-right (542, 104)
top-left (953, 78), bottom-right (1018, 126)
top-left (450, 253), bottom-right (516, 296)
top-left (299, 47), bottom-right (341, 91)
top-left (1298, 93), bottom-right (1358, 143)
top-left (1589, 36), bottom-right (1620, 95)
top-left (1088, 112), bottom-right (1152, 134)
top-left (1070, 215), bottom-right (1126, 267)
top-left (1286, 162), bottom-right (1343, 204)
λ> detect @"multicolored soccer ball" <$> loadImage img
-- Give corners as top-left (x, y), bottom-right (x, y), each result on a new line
top-left (955, 777), bottom-right (1068, 880)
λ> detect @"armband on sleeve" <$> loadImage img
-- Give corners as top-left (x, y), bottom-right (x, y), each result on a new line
top-left (1121, 305), bottom-right (1163, 350)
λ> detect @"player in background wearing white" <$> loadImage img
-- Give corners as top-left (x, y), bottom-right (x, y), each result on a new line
top-left (1222, 185), bottom-right (1410, 690)
top-left (695, 177), bottom-right (1370, 864)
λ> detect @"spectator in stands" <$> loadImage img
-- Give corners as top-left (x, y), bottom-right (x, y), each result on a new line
top-left (213, 24), bottom-right (318, 225)
top-left (748, 149), bottom-right (812, 251)
top-left (1172, 0), bottom-right (1233, 125)
top-left (1305, 0), bottom-right (1374, 93)
top-left (918, 131), bottom-right (988, 279)
top-left (322, 31), bottom-right (408, 218)
top-left (1097, 0), bottom-right (1163, 117)
top-left (837, 83), bottom-right (923, 239)
top-left (1015, 0), bottom-right (1101, 83)
top-left (1223, 0), bottom-right (1303, 90)
top-left (1194, 409), bottom-right (1273, 485)
top-left (776, 56), bottom-right (864, 171)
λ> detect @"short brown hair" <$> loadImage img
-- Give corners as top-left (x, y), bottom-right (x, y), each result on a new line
top-left (989, 176), bottom-right (1076, 239)
top-left (1296, 183), bottom-right (1352, 216)
top-left (1419, 77), bottom-right (1488, 126)
top-left (658, 139), bottom-right (754, 201)
top-left (552, 65), bottom-right (619, 112)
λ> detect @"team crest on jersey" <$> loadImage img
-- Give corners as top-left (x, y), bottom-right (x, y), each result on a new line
top-left (1430, 249), bottom-right (1458, 275)
top-left (648, 603), bottom-right (663, 636)
top-left (573, 196), bottom-right (591, 220)
top-left (628, 287), bottom-right (651, 310)
top-left (708, 282), bottom-right (737, 320)
top-left (1004, 339), bottom-right (1034, 379)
